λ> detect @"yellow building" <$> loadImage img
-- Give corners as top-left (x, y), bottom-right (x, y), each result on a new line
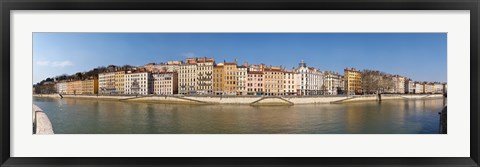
top-left (65, 79), bottom-right (98, 95)
top-left (66, 80), bottom-right (83, 95)
top-left (73, 80), bottom-right (83, 94)
top-left (344, 68), bottom-right (362, 95)
top-left (213, 63), bottom-right (224, 95)
top-left (115, 70), bottom-right (125, 94)
top-left (82, 79), bottom-right (98, 94)
top-left (223, 62), bottom-right (237, 95)
top-left (263, 67), bottom-right (284, 96)
top-left (66, 81), bottom-right (75, 94)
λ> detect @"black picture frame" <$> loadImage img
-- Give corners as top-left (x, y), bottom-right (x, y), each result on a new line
top-left (1, 0), bottom-right (479, 166)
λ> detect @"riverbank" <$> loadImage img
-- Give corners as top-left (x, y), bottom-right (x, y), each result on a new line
top-left (33, 104), bottom-right (54, 134)
top-left (33, 94), bottom-right (444, 105)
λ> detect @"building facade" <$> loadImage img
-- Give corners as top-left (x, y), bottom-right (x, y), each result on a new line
top-left (236, 65), bottom-right (248, 95)
top-left (82, 78), bottom-right (98, 94)
top-left (296, 60), bottom-right (324, 95)
top-left (98, 72), bottom-right (116, 95)
top-left (414, 82), bottom-right (425, 94)
top-left (283, 70), bottom-right (297, 95)
top-left (124, 71), bottom-right (153, 95)
top-left (223, 62), bottom-right (237, 95)
top-left (323, 71), bottom-right (342, 95)
top-left (246, 71), bottom-right (264, 95)
top-left (178, 63), bottom-right (197, 95)
top-left (153, 72), bottom-right (178, 95)
top-left (424, 83), bottom-right (435, 94)
top-left (195, 57), bottom-right (214, 95)
top-left (344, 68), bottom-right (362, 95)
top-left (213, 63), bottom-right (224, 95)
top-left (263, 66), bottom-right (284, 96)
top-left (392, 75), bottom-right (406, 94)
top-left (434, 83), bottom-right (444, 94)
top-left (115, 70), bottom-right (126, 94)
top-left (56, 82), bottom-right (67, 94)
top-left (404, 79), bottom-right (415, 94)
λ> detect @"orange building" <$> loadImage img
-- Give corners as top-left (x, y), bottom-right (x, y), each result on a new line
top-left (263, 66), bottom-right (284, 96)
top-left (213, 63), bottom-right (224, 95)
top-left (223, 62), bottom-right (237, 95)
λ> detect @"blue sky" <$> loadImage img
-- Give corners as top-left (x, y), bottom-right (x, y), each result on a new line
top-left (33, 33), bottom-right (447, 84)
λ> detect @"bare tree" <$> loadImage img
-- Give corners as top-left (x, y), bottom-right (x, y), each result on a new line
top-left (361, 70), bottom-right (382, 94)
top-left (361, 70), bottom-right (395, 94)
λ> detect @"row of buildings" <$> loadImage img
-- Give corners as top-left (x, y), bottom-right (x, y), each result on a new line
top-left (48, 57), bottom-right (447, 96)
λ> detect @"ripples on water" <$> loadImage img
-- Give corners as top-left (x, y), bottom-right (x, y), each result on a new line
top-left (33, 97), bottom-right (445, 134)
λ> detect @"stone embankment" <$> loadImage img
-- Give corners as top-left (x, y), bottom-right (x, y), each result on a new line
top-left (32, 104), bottom-right (54, 134)
top-left (33, 93), bottom-right (444, 105)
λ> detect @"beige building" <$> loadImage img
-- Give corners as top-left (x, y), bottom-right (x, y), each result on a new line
top-left (248, 63), bottom-right (266, 72)
top-left (115, 70), bottom-right (126, 94)
top-left (424, 83), bottom-right (435, 94)
top-left (178, 62), bottom-right (197, 95)
top-left (65, 79), bottom-right (97, 95)
top-left (195, 57), bottom-right (214, 95)
top-left (153, 72), bottom-right (178, 95)
top-left (165, 61), bottom-right (182, 72)
top-left (264, 66), bottom-right (284, 96)
top-left (415, 82), bottom-right (425, 94)
top-left (392, 75), bottom-right (406, 94)
top-left (283, 70), bottom-right (297, 95)
top-left (434, 83), bottom-right (444, 94)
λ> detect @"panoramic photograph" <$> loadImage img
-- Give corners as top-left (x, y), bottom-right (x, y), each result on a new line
top-left (32, 33), bottom-right (447, 134)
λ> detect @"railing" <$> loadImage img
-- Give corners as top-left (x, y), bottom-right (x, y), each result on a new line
top-left (32, 104), bottom-right (54, 134)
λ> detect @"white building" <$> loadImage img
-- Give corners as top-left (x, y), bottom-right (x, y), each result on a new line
top-left (98, 72), bottom-right (116, 94)
top-left (153, 72), bottom-right (178, 95)
top-left (295, 60), bottom-right (324, 95)
top-left (404, 79), bottom-right (415, 94)
top-left (55, 82), bottom-right (67, 94)
top-left (124, 71), bottom-right (153, 95)
top-left (236, 65), bottom-right (248, 95)
top-left (323, 71), bottom-right (342, 95)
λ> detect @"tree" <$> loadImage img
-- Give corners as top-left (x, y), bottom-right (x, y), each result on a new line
top-left (361, 70), bottom-right (394, 94)
top-left (75, 72), bottom-right (83, 80)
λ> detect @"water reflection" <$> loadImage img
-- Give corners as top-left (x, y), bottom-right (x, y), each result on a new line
top-left (33, 97), bottom-right (444, 134)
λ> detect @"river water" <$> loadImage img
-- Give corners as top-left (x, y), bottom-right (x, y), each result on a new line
top-left (33, 97), bottom-right (445, 134)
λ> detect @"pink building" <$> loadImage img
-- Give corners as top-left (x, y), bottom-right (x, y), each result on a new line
top-left (247, 71), bottom-right (264, 95)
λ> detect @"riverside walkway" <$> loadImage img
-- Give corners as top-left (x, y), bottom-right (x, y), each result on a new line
top-left (32, 104), bottom-right (54, 134)
top-left (33, 93), bottom-right (444, 105)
